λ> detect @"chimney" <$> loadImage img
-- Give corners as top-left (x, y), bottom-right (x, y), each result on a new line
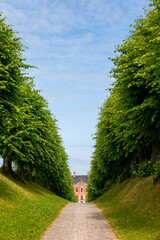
top-left (73, 172), bottom-right (76, 177)
top-left (87, 171), bottom-right (90, 177)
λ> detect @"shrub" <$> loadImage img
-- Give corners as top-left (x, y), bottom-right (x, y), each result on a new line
top-left (119, 170), bottom-right (131, 183)
top-left (138, 161), bottom-right (154, 177)
top-left (154, 162), bottom-right (160, 179)
top-left (104, 179), bottom-right (113, 191)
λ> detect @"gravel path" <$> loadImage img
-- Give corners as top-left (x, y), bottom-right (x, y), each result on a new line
top-left (41, 203), bottom-right (118, 240)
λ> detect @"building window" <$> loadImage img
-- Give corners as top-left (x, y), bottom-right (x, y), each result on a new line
top-left (76, 188), bottom-right (78, 192)
top-left (81, 188), bottom-right (83, 192)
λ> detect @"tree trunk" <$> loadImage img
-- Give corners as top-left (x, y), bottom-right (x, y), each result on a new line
top-left (138, 152), bottom-right (143, 167)
top-left (3, 156), bottom-right (12, 172)
top-left (151, 142), bottom-right (160, 164)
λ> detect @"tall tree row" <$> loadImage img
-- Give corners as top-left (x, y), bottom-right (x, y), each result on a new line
top-left (88, 0), bottom-right (160, 201)
top-left (0, 15), bottom-right (76, 201)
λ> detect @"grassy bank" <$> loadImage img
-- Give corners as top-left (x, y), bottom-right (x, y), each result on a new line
top-left (0, 173), bottom-right (68, 240)
top-left (95, 177), bottom-right (160, 240)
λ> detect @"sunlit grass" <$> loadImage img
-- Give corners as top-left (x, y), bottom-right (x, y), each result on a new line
top-left (95, 177), bottom-right (160, 240)
top-left (0, 173), bottom-right (68, 240)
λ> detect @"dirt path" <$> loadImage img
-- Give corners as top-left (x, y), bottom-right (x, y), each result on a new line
top-left (41, 203), bottom-right (118, 240)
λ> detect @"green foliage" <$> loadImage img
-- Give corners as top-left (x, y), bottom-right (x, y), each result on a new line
top-left (154, 161), bottom-right (160, 179)
top-left (104, 179), bottom-right (113, 191)
top-left (87, 181), bottom-right (103, 202)
top-left (119, 170), bottom-right (131, 183)
top-left (0, 15), bottom-right (75, 201)
top-left (88, 0), bottom-right (160, 200)
top-left (137, 161), bottom-right (154, 177)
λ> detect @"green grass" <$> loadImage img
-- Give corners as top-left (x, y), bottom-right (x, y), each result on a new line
top-left (95, 177), bottom-right (160, 240)
top-left (0, 173), bottom-right (68, 240)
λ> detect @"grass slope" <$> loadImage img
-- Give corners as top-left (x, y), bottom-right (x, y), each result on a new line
top-left (0, 173), bottom-right (68, 240)
top-left (95, 177), bottom-right (160, 240)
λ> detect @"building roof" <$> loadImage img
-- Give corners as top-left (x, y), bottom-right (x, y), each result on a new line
top-left (72, 175), bottom-right (89, 184)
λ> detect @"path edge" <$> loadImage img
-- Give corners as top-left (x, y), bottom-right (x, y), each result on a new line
top-left (40, 202), bottom-right (71, 239)
top-left (92, 202), bottom-right (119, 240)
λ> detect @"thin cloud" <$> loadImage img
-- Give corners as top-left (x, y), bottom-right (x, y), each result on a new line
top-left (67, 145), bottom-right (92, 148)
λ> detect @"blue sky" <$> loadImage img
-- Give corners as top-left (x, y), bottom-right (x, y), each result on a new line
top-left (0, 0), bottom-right (147, 174)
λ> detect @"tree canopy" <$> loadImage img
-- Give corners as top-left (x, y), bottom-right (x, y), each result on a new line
top-left (0, 15), bottom-right (76, 201)
top-left (87, 0), bottom-right (160, 201)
